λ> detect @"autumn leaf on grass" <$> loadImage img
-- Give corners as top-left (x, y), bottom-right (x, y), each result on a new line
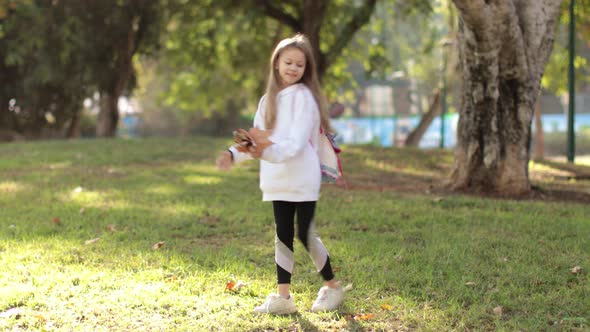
top-left (84, 237), bottom-right (101, 245)
top-left (465, 281), bottom-right (476, 286)
top-left (152, 241), bottom-right (165, 250)
top-left (345, 313), bottom-right (375, 321)
top-left (570, 266), bottom-right (583, 274)
top-left (200, 211), bottom-right (220, 226)
top-left (380, 304), bottom-right (393, 311)
top-left (52, 217), bottom-right (61, 226)
top-left (225, 280), bottom-right (249, 292)
top-left (107, 224), bottom-right (117, 233)
top-left (493, 306), bottom-right (503, 317)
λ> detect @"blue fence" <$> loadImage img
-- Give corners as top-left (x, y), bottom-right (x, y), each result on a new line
top-left (331, 113), bottom-right (590, 148)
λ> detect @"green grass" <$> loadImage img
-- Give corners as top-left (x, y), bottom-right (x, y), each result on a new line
top-left (0, 137), bottom-right (589, 331)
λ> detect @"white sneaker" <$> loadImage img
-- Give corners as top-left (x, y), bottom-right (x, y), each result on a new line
top-left (253, 294), bottom-right (297, 315)
top-left (311, 285), bottom-right (344, 312)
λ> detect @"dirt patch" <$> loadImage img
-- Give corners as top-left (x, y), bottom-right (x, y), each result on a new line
top-left (346, 160), bottom-right (590, 205)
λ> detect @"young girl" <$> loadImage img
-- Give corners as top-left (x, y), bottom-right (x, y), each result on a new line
top-left (216, 34), bottom-right (343, 315)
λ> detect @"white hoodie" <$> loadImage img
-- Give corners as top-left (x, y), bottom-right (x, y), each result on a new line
top-left (229, 83), bottom-right (321, 202)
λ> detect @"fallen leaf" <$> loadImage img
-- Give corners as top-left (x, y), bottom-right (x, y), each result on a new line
top-left (354, 314), bottom-right (375, 320)
top-left (84, 237), bottom-right (101, 245)
top-left (493, 306), bottom-right (503, 317)
top-left (380, 304), bottom-right (393, 311)
top-left (226, 280), bottom-right (249, 292)
top-left (343, 283), bottom-right (353, 292)
top-left (79, 208), bottom-right (85, 214)
top-left (432, 197), bottom-right (443, 203)
top-left (465, 281), bottom-right (476, 286)
top-left (152, 241), bottom-right (165, 250)
top-left (570, 266), bottom-right (583, 274)
top-left (52, 217), bottom-right (61, 226)
top-left (107, 224), bottom-right (116, 232)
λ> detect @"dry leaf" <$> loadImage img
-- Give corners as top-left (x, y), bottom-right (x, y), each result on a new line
top-left (84, 237), bottom-right (101, 245)
top-left (152, 241), bottom-right (165, 250)
top-left (380, 304), bottom-right (393, 311)
top-left (343, 283), bottom-right (353, 292)
top-left (465, 281), bottom-right (476, 286)
top-left (107, 224), bottom-right (117, 232)
top-left (570, 266), bottom-right (583, 274)
top-left (52, 217), bottom-right (61, 226)
top-left (432, 197), bottom-right (443, 203)
top-left (226, 280), bottom-right (248, 292)
top-left (493, 306), bottom-right (503, 316)
top-left (354, 314), bottom-right (375, 321)
top-left (79, 208), bottom-right (85, 214)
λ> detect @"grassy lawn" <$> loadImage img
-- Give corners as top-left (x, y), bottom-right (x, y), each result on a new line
top-left (0, 137), bottom-right (588, 331)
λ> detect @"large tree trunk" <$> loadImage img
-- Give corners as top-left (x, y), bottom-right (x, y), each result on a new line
top-left (254, 0), bottom-right (377, 80)
top-left (95, 15), bottom-right (141, 138)
top-left (405, 88), bottom-right (441, 147)
top-left (96, 92), bottom-right (119, 137)
top-left (450, 0), bottom-right (561, 196)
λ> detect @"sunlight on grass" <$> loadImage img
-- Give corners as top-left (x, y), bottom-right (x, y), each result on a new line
top-left (61, 188), bottom-right (131, 210)
top-left (0, 181), bottom-right (27, 193)
top-left (184, 175), bottom-right (222, 185)
top-left (365, 158), bottom-right (436, 177)
top-left (529, 161), bottom-right (573, 177)
top-left (46, 161), bottom-right (73, 170)
top-left (146, 184), bottom-right (179, 195)
top-left (1, 138), bottom-right (589, 331)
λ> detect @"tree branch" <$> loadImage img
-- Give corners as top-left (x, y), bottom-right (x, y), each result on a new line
top-left (324, 0), bottom-right (377, 71)
top-left (254, 0), bottom-right (301, 32)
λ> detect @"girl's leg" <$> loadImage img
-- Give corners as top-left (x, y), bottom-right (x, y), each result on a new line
top-left (295, 201), bottom-right (335, 284)
top-left (272, 200), bottom-right (296, 298)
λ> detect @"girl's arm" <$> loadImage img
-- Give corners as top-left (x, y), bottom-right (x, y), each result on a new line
top-left (226, 96), bottom-right (267, 164)
top-left (260, 90), bottom-right (314, 163)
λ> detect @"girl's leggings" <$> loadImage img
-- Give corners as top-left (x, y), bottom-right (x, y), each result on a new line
top-left (272, 200), bottom-right (334, 284)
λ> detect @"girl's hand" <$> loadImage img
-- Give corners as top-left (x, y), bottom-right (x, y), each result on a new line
top-left (248, 128), bottom-right (272, 154)
top-left (249, 145), bottom-right (264, 159)
top-left (216, 150), bottom-right (233, 170)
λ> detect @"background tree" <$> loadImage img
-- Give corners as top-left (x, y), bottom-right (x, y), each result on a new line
top-left (0, 1), bottom-right (93, 139)
top-left (450, 0), bottom-right (562, 195)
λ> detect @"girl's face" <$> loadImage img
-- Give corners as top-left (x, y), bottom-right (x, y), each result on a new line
top-left (275, 47), bottom-right (306, 88)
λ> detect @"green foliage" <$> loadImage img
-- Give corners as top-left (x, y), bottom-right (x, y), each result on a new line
top-left (0, 0), bottom-right (171, 137)
top-left (0, 137), bottom-right (588, 331)
top-left (542, 0), bottom-right (590, 95)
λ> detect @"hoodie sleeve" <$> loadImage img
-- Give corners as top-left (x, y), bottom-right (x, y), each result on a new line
top-left (260, 90), bottom-right (315, 163)
top-left (228, 96), bottom-right (266, 164)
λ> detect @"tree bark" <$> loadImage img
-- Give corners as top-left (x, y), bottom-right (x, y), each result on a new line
top-left (450, 0), bottom-right (561, 196)
top-left (405, 88), bottom-right (441, 147)
top-left (66, 110), bottom-right (81, 138)
top-left (96, 15), bottom-right (141, 138)
top-left (254, 0), bottom-right (377, 80)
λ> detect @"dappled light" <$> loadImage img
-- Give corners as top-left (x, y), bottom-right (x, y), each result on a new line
top-left (183, 175), bottom-right (222, 185)
top-left (0, 181), bottom-right (27, 193)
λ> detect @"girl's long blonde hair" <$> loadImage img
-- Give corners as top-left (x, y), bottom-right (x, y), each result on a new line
top-left (263, 34), bottom-right (332, 133)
